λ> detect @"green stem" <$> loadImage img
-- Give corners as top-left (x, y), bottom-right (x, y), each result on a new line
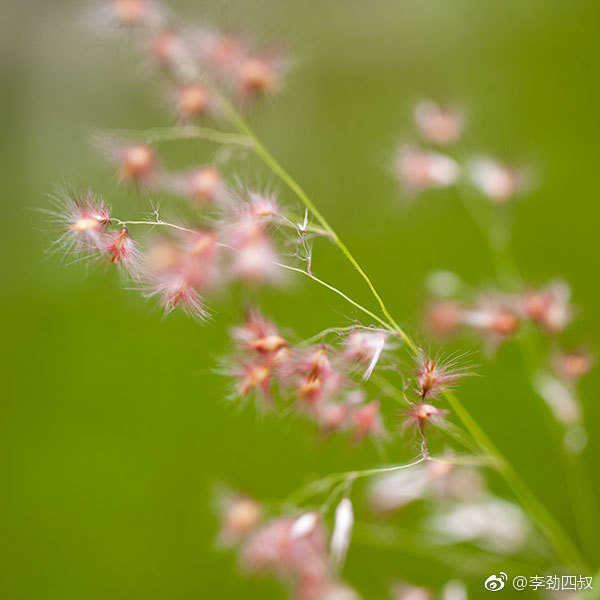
top-left (445, 391), bottom-right (587, 569)
top-left (216, 93), bottom-right (417, 354)
top-left (284, 457), bottom-right (425, 510)
top-left (456, 172), bottom-right (600, 564)
top-left (109, 125), bottom-right (251, 147)
top-left (274, 262), bottom-right (395, 333)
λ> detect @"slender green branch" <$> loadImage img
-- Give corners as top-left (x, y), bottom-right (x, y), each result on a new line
top-left (108, 125), bottom-right (252, 147)
top-left (283, 457), bottom-right (425, 510)
top-left (274, 262), bottom-right (396, 333)
top-left (445, 391), bottom-right (587, 569)
top-left (215, 92), bottom-right (417, 354)
top-left (455, 164), bottom-right (600, 564)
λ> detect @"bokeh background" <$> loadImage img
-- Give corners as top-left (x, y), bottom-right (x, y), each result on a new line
top-left (1, 0), bottom-right (600, 598)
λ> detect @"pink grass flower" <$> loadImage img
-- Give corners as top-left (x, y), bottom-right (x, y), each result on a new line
top-left (170, 82), bottom-right (214, 122)
top-left (146, 28), bottom-right (186, 68)
top-left (469, 158), bottom-right (523, 203)
top-left (293, 346), bottom-right (343, 405)
top-left (404, 402), bottom-right (448, 431)
top-left (100, 226), bottom-right (141, 276)
top-left (164, 165), bottom-right (225, 206)
top-left (241, 514), bottom-right (329, 584)
top-left (395, 146), bottom-right (460, 193)
top-left (235, 51), bottom-right (286, 99)
top-left (553, 350), bottom-right (594, 382)
top-left (217, 494), bottom-right (263, 546)
top-left (50, 188), bottom-right (111, 255)
top-left (415, 352), bottom-right (469, 399)
top-left (519, 280), bottom-right (572, 333)
top-left (100, 0), bottom-right (166, 30)
top-left (232, 310), bottom-right (288, 355)
top-left (348, 400), bottom-right (385, 442)
top-left (343, 330), bottom-right (388, 380)
top-left (194, 29), bottom-right (247, 76)
top-left (144, 230), bottom-right (219, 320)
top-left (223, 207), bottom-right (282, 284)
top-left (99, 138), bottom-right (159, 187)
top-left (414, 100), bottom-right (463, 146)
top-left (458, 295), bottom-right (520, 346)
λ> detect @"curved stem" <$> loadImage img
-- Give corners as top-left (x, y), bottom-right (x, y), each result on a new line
top-left (215, 93), bottom-right (417, 355)
top-left (455, 172), bottom-right (600, 565)
top-left (284, 456), bottom-right (425, 510)
top-left (274, 262), bottom-right (396, 333)
top-left (445, 391), bottom-right (587, 569)
top-left (108, 126), bottom-right (251, 147)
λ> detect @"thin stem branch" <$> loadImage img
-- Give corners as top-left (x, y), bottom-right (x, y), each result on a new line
top-left (444, 391), bottom-right (587, 569)
top-left (215, 92), bottom-right (417, 354)
top-left (108, 126), bottom-right (252, 147)
top-left (274, 262), bottom-right (396, 333)
top-left (283, 456), bottom-right (425, 510)
top-left (455, 159), bottom-right (600, 565)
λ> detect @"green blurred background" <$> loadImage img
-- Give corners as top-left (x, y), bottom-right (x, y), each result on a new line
top-left (1, 0), bottom-right (599, 598)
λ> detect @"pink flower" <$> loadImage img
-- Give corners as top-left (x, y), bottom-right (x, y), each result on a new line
top-left (414, 100), bottom-right (463, 146)
top-left (171, 83), bottom-right (214, 122)
top-left (415, 352), bottom-right (469, 399)
top-left (343, 330), bottom-right (388, 380)
top-left (553, 350), bottom-right (594, 382)
top-left (241, 514), bottom-right (329, 583)
top-left (235, 52), bottom-right (286, 98)
top-left (100, 227), bottom-right (141, 276)
top-left (50, 187), bottom-right (111, 255)
top-left (404, 402), bottom-right (448, 431)
top-left (99, 138), bottom-right (159, 187)
top-left (232, 310), bottom-right (288, 354)
top-left (98, 0), bottom-right (166, 30)
top-left (469, 158), bottom-right (523, 203)
top-left (195, 29), bottom-right (247, 76)
top-left (223, 208), bottom-right (282, 284)
top-left (348, 401), bottom-right (385, 442)
top-left (164, 165), bottom-right (225, 205)
top-left (144, 230), bottom-right (219, 319)
top-left (458, 294), bottom-right (520, 346)
top-left (519, 281), bottom-right (572, 333)
top-left (217, 494), bottom-right (263, 546)
top-left (146, 29), bottom-right (186, 68)
top-left (293, 346), bottom-right (343, 405)
top-left (395, 146), bottom-right (460, 192)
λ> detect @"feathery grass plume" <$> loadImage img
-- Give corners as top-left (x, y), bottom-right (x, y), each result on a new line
top-left (47, 186), bottom-right (111, 256)
top-left (99, 226), bottom-right (142, 277)
top-left (415, 350), bottom-right (471, 400)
